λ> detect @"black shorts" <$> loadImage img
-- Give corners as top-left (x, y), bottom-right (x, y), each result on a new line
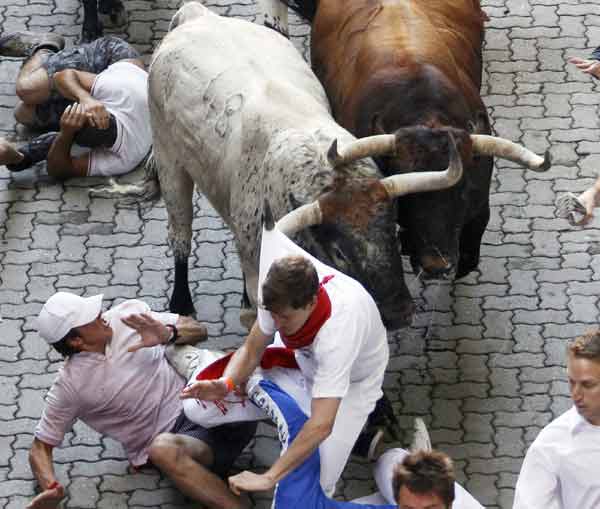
top-left (35, 36), bottom-right (140, 129)
top-left (170, 411), bottom-right (257, 477)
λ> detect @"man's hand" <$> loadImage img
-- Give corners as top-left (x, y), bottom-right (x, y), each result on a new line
top-left (569, 56), bottom-right (600, 79)
top-left (180, 378), bottom-right (230, 401)
top-left (228, 471), bottom-right (275, 495)
top-left (80, 97), bottom-right (109, 129)
top-left (123, 313), bottom-right (171, 352)
top-left (59, 103), bottom-right (87, 136)
top-left (26, 482), bottom-right (65, 509)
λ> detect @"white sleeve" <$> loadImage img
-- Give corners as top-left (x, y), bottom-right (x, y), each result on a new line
top-left (88, 148), bottom-right (131, 177)
top-left (513, 441), bottom-right (562, 509)
top-left (311, 306), bottom-right (362, 399)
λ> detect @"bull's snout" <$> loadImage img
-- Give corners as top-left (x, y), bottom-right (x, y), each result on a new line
top-left (379, 297), bottom-right (415, 330)
top-left (419, 253), bottom-right (454, 278)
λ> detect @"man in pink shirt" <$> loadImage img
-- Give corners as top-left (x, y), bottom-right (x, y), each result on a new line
top-left (27, 291), bottom-right (256, 509)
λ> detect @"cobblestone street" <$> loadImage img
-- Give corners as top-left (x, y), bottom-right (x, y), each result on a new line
top-left (1, 0), bottom-right (599, 507)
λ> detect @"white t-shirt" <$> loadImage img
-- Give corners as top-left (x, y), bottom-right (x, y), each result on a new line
top-left (35, 300), bottom-right (180, 466)
top-left (88, 61), bottom-right (152, 177)
top-left (514, 406), bottom-right (600, 509)
top-left (257, 228), bottom-right (388, 399)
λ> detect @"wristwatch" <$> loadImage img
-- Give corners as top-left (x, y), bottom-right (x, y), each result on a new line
top-left (165, 324), bottom-right (179, 345)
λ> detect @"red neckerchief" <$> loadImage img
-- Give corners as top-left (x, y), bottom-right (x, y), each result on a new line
top-left (279, 275), bottom-right (335, 350)
top-left (195, 347), bottom-right (299, 381)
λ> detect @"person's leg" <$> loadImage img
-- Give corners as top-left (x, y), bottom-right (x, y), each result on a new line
top-left (15, 50), bottom-right (54, 106)
top-left (250, 380), bottom-right (394, 509)
top-left (148, 432), bottom-right (246, 509)
top-left (318, 382), bottom-right (380, 496)
top-left (2, 132), bottom-right (58, 172)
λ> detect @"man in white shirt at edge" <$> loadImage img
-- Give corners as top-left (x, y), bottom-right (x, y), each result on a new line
top-left (27, 292), bottom-right (256, 509)
top-left (513, 328), bottom-right (600, 509)
top-left (181, 226), bottom-right (390, 497)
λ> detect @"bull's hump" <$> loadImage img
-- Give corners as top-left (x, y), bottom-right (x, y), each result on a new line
top-left (152, 14), bottom-right (332, 133)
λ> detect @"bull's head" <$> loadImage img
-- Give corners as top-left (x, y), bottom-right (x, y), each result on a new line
top-left (273, 132), bottom-right (464, 329)
top-left (369, 125), bottom-right (550, 279)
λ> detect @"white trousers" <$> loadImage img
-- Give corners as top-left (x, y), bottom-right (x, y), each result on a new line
top-left (167, 345), bottom-right (382, 496)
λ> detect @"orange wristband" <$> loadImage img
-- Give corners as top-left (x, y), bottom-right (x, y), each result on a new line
top-left (223, 377), bottom-right (235, 393)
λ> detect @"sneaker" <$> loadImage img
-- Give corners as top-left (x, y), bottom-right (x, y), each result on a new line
top-left (410, 417), bottom-right (432, 452)
top-left (0, 31), bottom-right (65, 58)
top-left (351, 427), bottom-right (385, 461)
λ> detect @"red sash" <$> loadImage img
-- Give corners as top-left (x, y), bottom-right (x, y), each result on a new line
top-left (279, 275), bottom-right (334, 349)
top-left (195, 347), bottom-right (299, 381)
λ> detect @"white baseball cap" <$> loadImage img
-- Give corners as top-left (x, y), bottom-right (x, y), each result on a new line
top-left (37, 292), bottom-right (104, 344)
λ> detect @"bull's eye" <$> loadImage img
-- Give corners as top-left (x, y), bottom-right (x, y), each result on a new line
top-left (329, 244), bottom-right (349, 269)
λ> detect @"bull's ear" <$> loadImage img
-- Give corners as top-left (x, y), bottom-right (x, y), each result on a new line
top-left (327, 139), bottom-right (342, 167)
top-left (289, 192), bottom-right (304, 209)
top-left (262, 199), bottom-right (275, 231)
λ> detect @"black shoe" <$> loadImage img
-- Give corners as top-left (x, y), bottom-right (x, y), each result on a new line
top-left (367, 391), bottom-right (401, 440)
top-left (351, 427), bottom-right (384, 461)
top-left (0, 31), bottom-right (64, 57)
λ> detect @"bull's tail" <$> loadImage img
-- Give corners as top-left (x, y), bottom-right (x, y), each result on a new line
top-left (88, 150), bottom-right (162, 205)
top-left (280, 0), bottom-right (318, 22)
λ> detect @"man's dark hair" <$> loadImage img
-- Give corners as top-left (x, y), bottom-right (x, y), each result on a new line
top-left (74, 114), bottom-right (118, 149)
top-left (568, 328), bottom-right (600, 362)
top-left (262, 255), bottom-right (319, 313)
top-left (52, 328), bottom-right (81, 358)
top-left (393, 450), bottom-right (455, 507)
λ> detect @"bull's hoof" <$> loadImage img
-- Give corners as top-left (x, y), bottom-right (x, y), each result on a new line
top-left (81, 24), bottom-right (103, 43)
top-left (169, 297), bottom-right (195, 317)
top-left (239, 308), bottom-right (257, 331)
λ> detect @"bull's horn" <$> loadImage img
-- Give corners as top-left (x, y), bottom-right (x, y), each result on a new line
top-left (470, 134), bottom-right (551, 172)
top-left (275, 201), bottom-right (323, 236)
top-left (381, 133), bottom-right (463, 198)
top-left (263, 199), bottom-right (275, 231)
top-left (327, 135), bottom-right (397, 167)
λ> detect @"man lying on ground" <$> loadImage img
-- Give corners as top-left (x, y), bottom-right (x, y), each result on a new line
top-left (27, 291), bottom-right (256, 509)
top-left (0, 32), bottom-right (151, 179)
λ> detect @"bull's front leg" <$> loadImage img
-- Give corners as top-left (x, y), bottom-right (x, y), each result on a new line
top-left (456, 204), bottom-right (490, 279)
top-left (257, 0), bottom-right (289, 38)
top-left (161, 167), bottom-right (196, 316)
top-left (81, 0), bottom-right (102, 42)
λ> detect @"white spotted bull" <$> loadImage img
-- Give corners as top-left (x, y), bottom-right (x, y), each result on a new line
top-left (128, 2), bottom-right (467, 329)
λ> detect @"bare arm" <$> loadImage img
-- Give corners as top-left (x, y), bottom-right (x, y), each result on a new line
top-left (173, 315), bottom-right (209, 345)
top-left (53, 69), bottom-right (96, 103)
top-left (46, 104), bottom-right (89, 179)
top-left (180, 320), bottom-right (272, 400)
top-left (123, 313), bottom-right (207, 352)
top-left (228, 397), bottom-right (341, 494)
top-left (53, 70), bottom-right (109, 129)
top-left (27, 438), bottom-right (65, 509)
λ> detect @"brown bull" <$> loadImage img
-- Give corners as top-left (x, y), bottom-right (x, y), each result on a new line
top-left (276, 0), bottom-right (549, 278)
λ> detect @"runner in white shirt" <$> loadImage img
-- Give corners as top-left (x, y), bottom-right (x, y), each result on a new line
top-left (1, 56), bottom-right (151, 180)
top-left (513, 328), bottom-right (600, 509)
top-left (182, 225), bottom-right (389, 496)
